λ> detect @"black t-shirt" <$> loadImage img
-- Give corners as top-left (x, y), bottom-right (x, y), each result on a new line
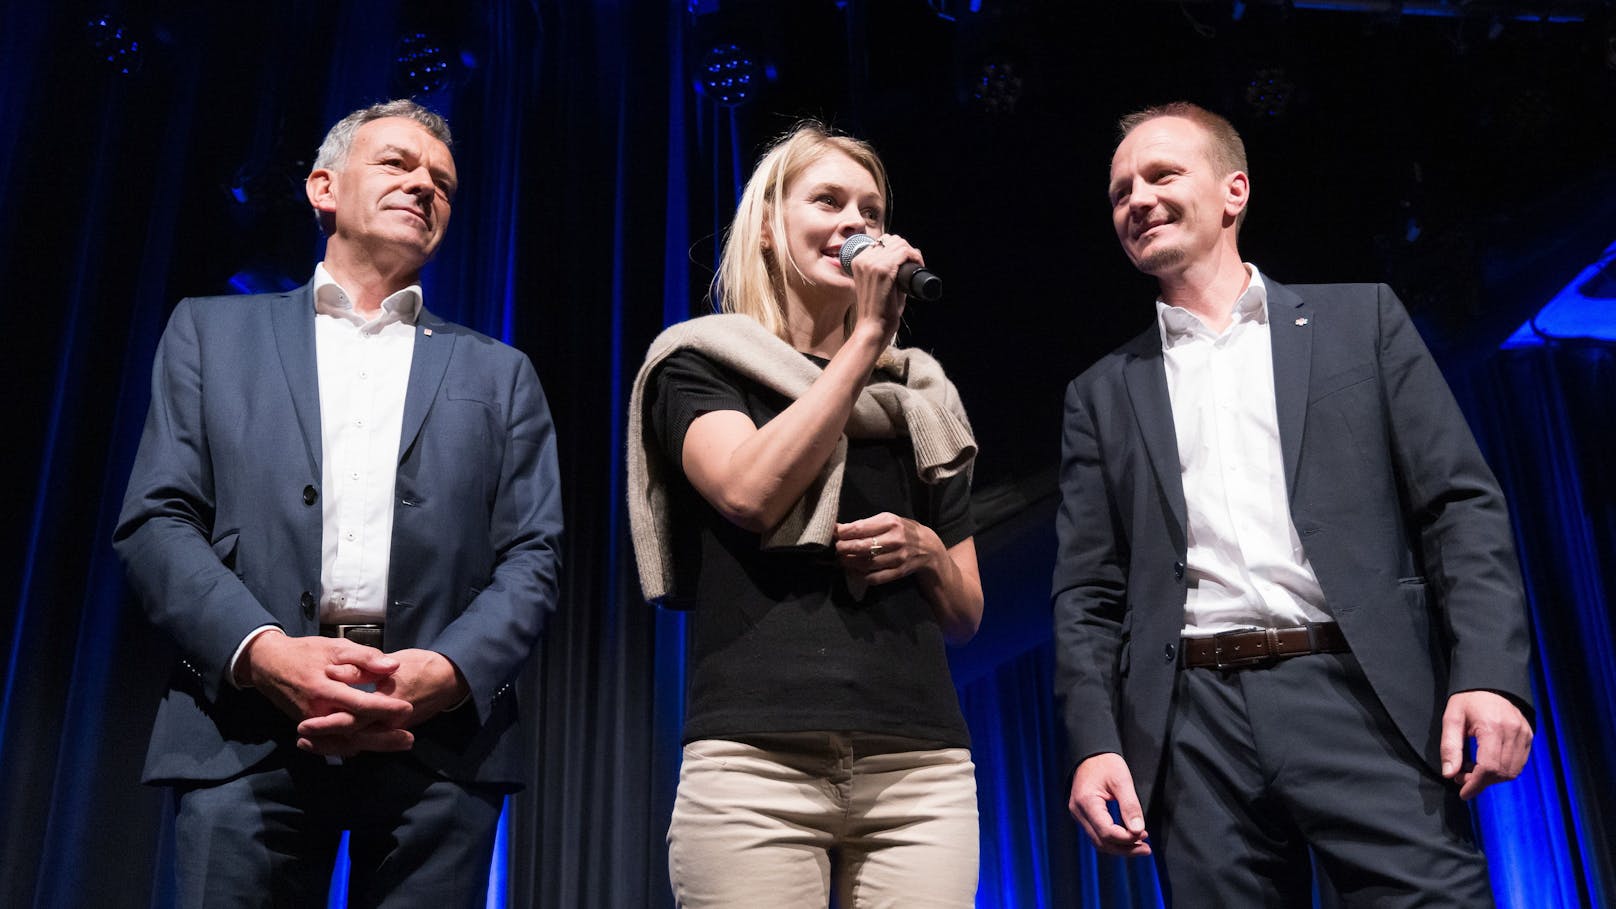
top-left (650, 348), bottom-right (975, 747)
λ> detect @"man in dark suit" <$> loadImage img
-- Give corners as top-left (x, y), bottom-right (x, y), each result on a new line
top-left (115, 100), bottom-right (562, 907)
top-left (1052, 101), bottom-right (1533, 906)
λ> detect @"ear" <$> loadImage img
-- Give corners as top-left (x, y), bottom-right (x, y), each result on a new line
top-left (1224, 170), bottom-right (1250, 221)
top-left (306, 168), bottom-right (337, 216)
top-left (760, 213), bottom-right (773, 251)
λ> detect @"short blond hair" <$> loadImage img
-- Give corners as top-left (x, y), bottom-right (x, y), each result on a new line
top-left (710, 121), bottom-right (890, 340)
top-left (1118, 101), bottom-right (1249, 229)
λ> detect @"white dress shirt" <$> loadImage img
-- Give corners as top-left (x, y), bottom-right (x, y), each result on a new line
top-left (229, 265), bottom-right (419, 678)
top-left (311, 264), bottom-right (419, 625)
top-left (1157, 265), bottom-right (1333, 636)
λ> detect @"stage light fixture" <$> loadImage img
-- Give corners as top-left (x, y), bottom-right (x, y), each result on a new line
top-left (86, 14), bottom-right (142, 75)
top-left (695, 44), bottom-right (763, 107)
top-left (393, 32), bottom-right (452, 98)
top-left (227, 265), bottom-right (299, 295)
top-left (970, 59), bottom-right (1023, 114)
top-left (1244, 66), bottom-right (1294, 118)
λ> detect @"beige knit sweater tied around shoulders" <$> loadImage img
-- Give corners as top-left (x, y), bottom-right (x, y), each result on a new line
top-left (626, 313), bottom-right (976, 606)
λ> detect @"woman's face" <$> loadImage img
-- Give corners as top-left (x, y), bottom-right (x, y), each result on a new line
top-left (772, 149), bottom-right (885, 301)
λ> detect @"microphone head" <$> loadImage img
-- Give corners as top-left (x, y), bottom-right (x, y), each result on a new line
top-left (838, 234), bottom-right (876, 275)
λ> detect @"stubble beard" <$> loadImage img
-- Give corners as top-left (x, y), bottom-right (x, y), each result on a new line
top-left (1134, 242), bottom-right (1187, 276)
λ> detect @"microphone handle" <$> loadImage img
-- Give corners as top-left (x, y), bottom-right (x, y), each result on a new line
top-left (897, 262), bottom-right (943, 302)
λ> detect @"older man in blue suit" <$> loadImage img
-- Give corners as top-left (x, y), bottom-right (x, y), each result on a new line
top-left (1053, 102), bottom-right (1533, 906)
top-left (115, 100), bottom-right (562, 907)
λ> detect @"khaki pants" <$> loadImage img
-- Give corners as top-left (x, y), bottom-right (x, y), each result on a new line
top-left (667, 732), bottom-right (979, 908)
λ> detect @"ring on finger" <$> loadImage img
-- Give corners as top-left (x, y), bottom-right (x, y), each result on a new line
top-left (869, 541), bottom-right (884, 558)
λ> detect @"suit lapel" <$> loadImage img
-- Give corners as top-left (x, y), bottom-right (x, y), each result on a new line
top-left (398, 307), bottom-right (456, 463)
top-left (271, 284), bottom-right (322, 476)
top-left (1267, 280), bottom-right (1312, 500)
top-left (1121, 328), bottom-right (1188, 539)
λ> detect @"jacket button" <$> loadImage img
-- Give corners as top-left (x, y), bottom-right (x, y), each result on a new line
top-left (1173, 561), bottom-right (1186, 581)
top-left (303, 485), bottom-right (318, 506)
top-left (1164, 642), bottom-right (1177, 662)
top-left (300, 591), bottom-right (317, 618)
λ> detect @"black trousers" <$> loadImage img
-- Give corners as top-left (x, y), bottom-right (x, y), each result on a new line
top-left (172, 750), bottom-right (505, 909)
top-left (1150, 651), bottom-right (1495, 909)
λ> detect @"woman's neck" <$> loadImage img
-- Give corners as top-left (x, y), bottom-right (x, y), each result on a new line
top-left (783, 287), bottom-right (851, 358)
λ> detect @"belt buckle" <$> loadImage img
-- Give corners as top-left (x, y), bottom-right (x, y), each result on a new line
top-left (1212, 627), bottom-right (1275, 669)
top-left (329, 623), bottom-right (376, 640)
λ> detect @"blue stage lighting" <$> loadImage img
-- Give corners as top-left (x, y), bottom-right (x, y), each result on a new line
top-left (394, 32), bottom-right (452, 97)
top-left (1244, 67), bottom-right (1294, 119)
top-left (227, 266), bottom-right (299, 296)
top-left (1504, 241), bottom-right (1616, 346)
top-left (86, 14), bottom-right (142, 75)
top-left (695, 44), bottom-right (762, 107)
top-left (970, 60), bottom-right (1023, 115)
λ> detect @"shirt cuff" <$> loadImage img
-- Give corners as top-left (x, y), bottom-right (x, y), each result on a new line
top-left (228, 625), bottom-right (284, 688)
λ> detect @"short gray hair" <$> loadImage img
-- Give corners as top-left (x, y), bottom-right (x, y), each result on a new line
top-left (312, 99), bottom-right (452, 173)
top-left (309, 100), bottom-right (452, 234)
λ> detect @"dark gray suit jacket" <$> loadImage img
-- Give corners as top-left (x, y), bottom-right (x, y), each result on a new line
top-left (1051, 280), bottom-right (1532, 813)
top-left (115, 284), bottom-right (563, 788)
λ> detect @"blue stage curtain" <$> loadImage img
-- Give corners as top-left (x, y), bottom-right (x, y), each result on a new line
top-left (1469, 340), bottom-right (1616, 909)
top-left (959, 641), bottom-right (1166, 909)
top-left (4, 1), bottom-right (1613, 907)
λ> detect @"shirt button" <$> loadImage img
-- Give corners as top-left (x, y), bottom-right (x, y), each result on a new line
top-left (354, 419), bottom-right (364, 428)
top-left (346, 531), bottom-right (356, 541)
top-left (351, 471), bottom-right (360, 480)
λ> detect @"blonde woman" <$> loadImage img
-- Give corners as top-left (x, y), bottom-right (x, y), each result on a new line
top-left (628, 122), bottom-right (983, 907)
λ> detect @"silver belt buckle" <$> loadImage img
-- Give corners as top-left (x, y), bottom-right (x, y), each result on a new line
top-left (1213, 627), bottom-right (1271, 669)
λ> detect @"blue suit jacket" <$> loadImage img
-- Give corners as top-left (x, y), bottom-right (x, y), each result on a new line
top-left (115, 284), bottom-right (563, 788)
top-left (1051, 281), bottom-right (1533, 813)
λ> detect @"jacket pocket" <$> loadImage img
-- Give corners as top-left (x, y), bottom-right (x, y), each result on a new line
top-left (1309, 362), bottom-right (1375, 403)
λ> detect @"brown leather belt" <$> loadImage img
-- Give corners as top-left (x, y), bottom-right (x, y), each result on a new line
top-left (1181, 622), bottom-right (1348, 669)
top-left (320, 623), bottom-right (384, 649)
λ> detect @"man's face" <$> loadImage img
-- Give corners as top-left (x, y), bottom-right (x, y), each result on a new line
top-left (1108, 116), bottom-right (1244, 278)
top-left (310, 117), bottom-right (457, 268)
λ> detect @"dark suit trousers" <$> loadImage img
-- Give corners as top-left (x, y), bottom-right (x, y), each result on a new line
top-left (1149, 651), bottom-right (1494, 909)
top-left (172, 750), bottom-right (504, 909)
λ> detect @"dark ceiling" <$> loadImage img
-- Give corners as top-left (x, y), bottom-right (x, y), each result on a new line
top-left (686, 0), bottom-right (1616, 492)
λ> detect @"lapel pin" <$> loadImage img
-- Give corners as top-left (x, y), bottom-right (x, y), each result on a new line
top-left (1294, 317), bottom-right (1309, 327)
top-left (423, 328), bottom-right (433, 336)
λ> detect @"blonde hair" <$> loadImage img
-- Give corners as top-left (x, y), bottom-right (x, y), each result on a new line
top-left (710, 121), bottom-right (890, 340)
top-left (1118, 101), bottom-right (1249, 231)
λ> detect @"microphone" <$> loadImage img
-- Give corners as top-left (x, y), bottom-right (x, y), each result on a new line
top-left (838, 233), bottom-right (943, 302)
